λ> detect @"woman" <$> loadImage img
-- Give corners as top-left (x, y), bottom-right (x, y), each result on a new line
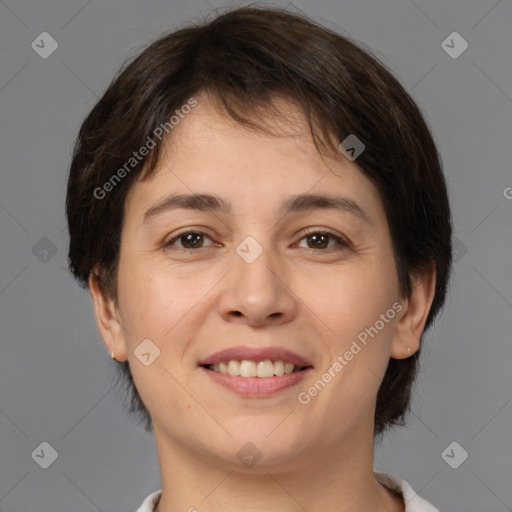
top-left (66, 6), bottom-right (452, 511)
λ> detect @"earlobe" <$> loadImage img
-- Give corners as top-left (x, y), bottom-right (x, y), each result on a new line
top-left (88, 270), bottom-right (127, 361)
top-left (390, 265), bottom-right (436, 360)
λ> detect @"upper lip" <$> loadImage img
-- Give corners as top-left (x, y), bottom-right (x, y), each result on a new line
top-left (198, 346), bottom-right (313, 368)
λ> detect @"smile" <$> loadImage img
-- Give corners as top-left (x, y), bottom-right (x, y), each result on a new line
top-left (204, 359), bottom-right (307, 378)
top-left (200, 361), bottom-right (313, 397)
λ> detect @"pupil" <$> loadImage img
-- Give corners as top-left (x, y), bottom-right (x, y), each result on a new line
top-left (184, 233), bottom-right (201, 248)
top-left (181, 233), bottom-right (328, 250)
top-left (309, 233), bottom-right (327, 249)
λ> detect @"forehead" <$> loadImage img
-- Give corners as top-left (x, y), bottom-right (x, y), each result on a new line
top-left (123, 95), bottom-right (386, 230)
top-left (166, 94), bottom-right (316, 156)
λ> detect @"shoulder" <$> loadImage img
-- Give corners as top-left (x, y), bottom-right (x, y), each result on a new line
top-left (136, 477), bottom-right (440, 512)
top-left (134, 489), bottom-right (162, 512)
top-left (374, 472), bottom-right (441, 512)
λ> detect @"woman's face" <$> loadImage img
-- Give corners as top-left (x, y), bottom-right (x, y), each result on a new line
top-left (95, 95), bottom-right (419, 470)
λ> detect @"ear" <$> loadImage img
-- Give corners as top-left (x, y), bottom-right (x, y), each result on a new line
top-left (88, 269), bottom-right (128, 362)
top-left (390, 264), bottom-right (436, 359)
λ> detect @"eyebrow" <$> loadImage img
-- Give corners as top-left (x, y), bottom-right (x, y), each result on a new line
top-left (142, 192), bottom-right (373, 227)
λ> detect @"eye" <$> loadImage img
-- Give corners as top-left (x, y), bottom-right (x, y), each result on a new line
top-left (162, 228), bottom-right (349, 253)
top-left (296, 229), bottom-right (349, 252)
top-left (163, 230), bottom-right (214, 251)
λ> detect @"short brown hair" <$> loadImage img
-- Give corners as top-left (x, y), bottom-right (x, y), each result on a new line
top-left (66, 5), bottom-right (452, 436)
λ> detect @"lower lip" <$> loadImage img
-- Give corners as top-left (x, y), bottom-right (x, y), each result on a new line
top-left (200, 366), bottom-right (313, 397)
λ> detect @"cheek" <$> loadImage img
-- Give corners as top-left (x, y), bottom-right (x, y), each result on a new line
top-left (310, 260), bottom-right (397, 339)
top-left (314, 270), bottom-right (399, 411)
top-left (116, 257), bottom-right (211, 348)
top-left (115, 257), bottom-right (177, 339)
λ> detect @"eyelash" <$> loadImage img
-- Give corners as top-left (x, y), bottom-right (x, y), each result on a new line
top-left (162, 228), bottom-right (349, 254)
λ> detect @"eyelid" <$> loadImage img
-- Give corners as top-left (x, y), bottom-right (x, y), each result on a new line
top-left (163, 227), bottom-right (350, 252)
top-left (296, 227), bottom-right (350, 249)
top-left (162, 228), bottom-right (216, 249)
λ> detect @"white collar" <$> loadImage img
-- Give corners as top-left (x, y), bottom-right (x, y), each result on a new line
top-left (374, 472), bottom-right (441, 511)
top-left (135, 472), bottom-right (440, 511)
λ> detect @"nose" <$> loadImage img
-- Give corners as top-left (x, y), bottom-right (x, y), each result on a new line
top-left (216, 242), bottom-right (298, 327)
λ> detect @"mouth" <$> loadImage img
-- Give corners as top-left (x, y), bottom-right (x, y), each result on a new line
top-left (200, 360), bottom-right (312, 377)
top-left (198, 346), bottom-right (314, 397)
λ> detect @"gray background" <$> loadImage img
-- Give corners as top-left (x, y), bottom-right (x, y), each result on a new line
top-left (0, 0), bottom-right (511, 511)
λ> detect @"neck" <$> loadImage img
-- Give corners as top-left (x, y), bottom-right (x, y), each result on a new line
top-left (152, 423), bottom-right (404, 512)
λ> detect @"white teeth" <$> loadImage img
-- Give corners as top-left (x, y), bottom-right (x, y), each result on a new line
top-left (228, 360), bottom-right (241, 376)
top-left (284, 362), bottom-right (294, 374)
top-left (274, 360), bottom-right (285, 376)
top-left (257, 360), bottom-right (274, 378)
top-left (240, 360), bottom-right (257, 377)
top-left (209, 359), bottom-right (303, 378)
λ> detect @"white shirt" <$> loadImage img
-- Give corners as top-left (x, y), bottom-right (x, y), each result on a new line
top-left (135, 472), bottom-right (440, 511)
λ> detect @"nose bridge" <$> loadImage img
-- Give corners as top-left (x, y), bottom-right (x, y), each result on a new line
top-left (234, 233), bottom-right (283, 297)
top-left (218, 232), bottom-right (296, 324)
